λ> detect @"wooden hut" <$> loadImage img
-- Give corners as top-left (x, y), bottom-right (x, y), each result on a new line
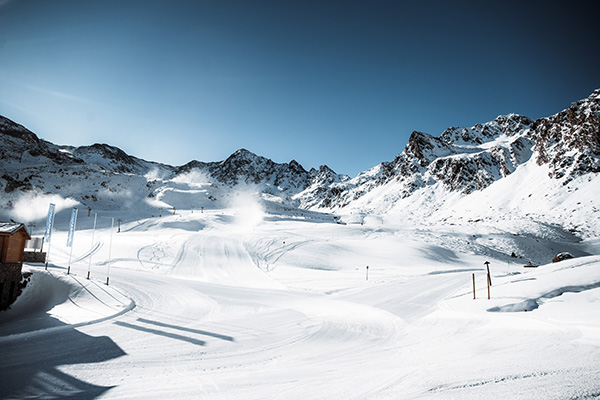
top-left (0, 222), bottom-right (31, 310)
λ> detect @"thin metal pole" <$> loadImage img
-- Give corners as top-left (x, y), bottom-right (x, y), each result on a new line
top-left (67, 208), bottom-right (78, 275)
top-left (45, 223), bottom-right (53, 270)
top-left (472, 273), bottom-right (476, 300)
top-left (106, 217), bottom-right (114, 285)
top-left (87, 213), bottom-right (97, 279)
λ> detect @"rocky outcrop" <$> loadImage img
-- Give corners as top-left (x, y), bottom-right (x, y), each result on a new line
top-left (0, 116), bottom-right (83, 166)
top-left (532, 89), bottom-right (600, 182)
top-left (73, 143), bottom-right (154, 174)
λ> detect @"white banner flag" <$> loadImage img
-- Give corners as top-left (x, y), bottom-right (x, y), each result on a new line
top-left (67, 208), bottom-right (78, 247)
top-left (44, 203), bottom-right (55, 243)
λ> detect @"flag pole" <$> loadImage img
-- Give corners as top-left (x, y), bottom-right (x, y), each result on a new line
top-left (67, 208), bottom-right (78, 274)
top-left (44, 203), bottom-right (56, 270)
top-left (87, 212), bottom-right (97, 279)
top-left (106, 217), bottom-right (114, 285)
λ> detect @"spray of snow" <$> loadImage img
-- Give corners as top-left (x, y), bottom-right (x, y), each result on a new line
top-left (229, 191), bottom-right (264, 232)
top-left (171, 170), bottom-right (210, 187)
top-left (145, 197), bottom-right (172, 210)
top-left (144, 167), bottom-right (168, 181)
top-left (9, 193), bottom-right (79, 223)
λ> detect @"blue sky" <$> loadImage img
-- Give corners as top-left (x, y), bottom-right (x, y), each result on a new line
top-left (1, 0), bottom-right (599, 176)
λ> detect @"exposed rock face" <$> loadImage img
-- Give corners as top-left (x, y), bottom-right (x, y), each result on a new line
top-left (296, 113), bottom-right (539, 208)
top-left (532, 89), bottom-right (600, 182)
top-left (175, 148), bottom-right (342, 196)
top-left (73, 143), bottom-right (152, 174)
top-left (552, 252), bottom-right (574, 263)
top-left (205, 149), bottom-right (311, 191)
top-left (0, 116), bottom-right (83, 166)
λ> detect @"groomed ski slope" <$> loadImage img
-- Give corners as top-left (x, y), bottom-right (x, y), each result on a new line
top-left (1, 205), bottom-right (599, 399)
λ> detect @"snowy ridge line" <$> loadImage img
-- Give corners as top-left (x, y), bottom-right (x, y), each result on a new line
top-left (2, 88), bottom-right (599, 239)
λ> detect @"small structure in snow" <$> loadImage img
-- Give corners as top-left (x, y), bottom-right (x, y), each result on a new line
top-left (23, 236), bottom-right (46, 263)
top-left (0, 222), bottom-right (31, 310)
top-left (552, 252), bottom-right (574, 263)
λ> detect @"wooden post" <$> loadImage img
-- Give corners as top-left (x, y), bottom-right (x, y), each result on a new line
top-left (487, 272), bottom-right (491, 300)
top-left (485, 261), bottom-right (492, 286)
top-left (472, 273), bottom-right (476, 299)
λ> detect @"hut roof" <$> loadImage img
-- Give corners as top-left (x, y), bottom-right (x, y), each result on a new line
top-left (0, 222), bottom-right (31, 239)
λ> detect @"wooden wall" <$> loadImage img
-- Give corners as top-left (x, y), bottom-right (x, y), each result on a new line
top-left (0, 228), bottom-right (29, 263)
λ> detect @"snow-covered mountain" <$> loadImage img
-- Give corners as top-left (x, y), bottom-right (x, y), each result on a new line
top-left (298, 89), bottom-right (599, 210)
top-left (294, 90), bottom-right (599, 238)
top-left (1, 89), bottom-right (598, 238)
top-left (0, 117), bottom-right (344, 215)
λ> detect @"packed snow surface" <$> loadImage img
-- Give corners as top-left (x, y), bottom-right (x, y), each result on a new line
top-left (1, 203), bottom-right (599, 399)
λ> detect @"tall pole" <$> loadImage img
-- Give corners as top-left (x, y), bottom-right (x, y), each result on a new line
top-left (44, 203), bottom-right (56, 270)
top-left (67, 208), bottom-right (78, 275)
top-left (106, 217), bottom-right (114, 285)
top-left (87, 213), bottom-right (97, 279)
top-left (45, 223), bottom-right (53, 270)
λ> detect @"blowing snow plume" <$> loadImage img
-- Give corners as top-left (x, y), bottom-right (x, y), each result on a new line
top-left (230, 191), bottom-right (264, 232)
top-left (171, 170), bottom-right (211, 187)
top-left (9, 193), bottom-right (79, 223)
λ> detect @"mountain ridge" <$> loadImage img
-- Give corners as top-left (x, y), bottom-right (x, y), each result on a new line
top-left (1, 90), bottom-right (598, 239)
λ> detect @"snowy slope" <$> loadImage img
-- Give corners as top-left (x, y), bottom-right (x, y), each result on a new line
top-left (0, 202), bottom-right (598, 399)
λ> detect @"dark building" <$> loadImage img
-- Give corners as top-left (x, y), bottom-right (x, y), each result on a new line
top-left (0, 222), bottom-right (31, 310)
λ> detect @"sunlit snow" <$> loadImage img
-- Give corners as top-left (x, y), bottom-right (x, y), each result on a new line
top-left (1, 199), bottom-right (599, 399)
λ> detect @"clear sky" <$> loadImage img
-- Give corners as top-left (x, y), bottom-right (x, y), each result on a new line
top-left (1, 0), bottom-right (599, 176)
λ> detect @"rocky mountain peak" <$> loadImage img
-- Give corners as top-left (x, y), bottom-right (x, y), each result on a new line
top-left (532, 90), bottom-right (600, 180)
top-left (73, 143), bottom-right (147, 174)
top-left (0, 116), bottom-right (81, 166)
top-left (440, 114), bottom-right (533, 146)
top-left (226, 148), bottom-right (259, 161)
top-left (405, 131), bottom-right (453, 166)
top-left (0, 116), bottom-right (41, 145)
top-left (288, 159), bottom-right (308, 175)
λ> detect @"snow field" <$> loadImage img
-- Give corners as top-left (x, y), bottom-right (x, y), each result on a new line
top-left (0, 206), bottom-right (599, 399)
